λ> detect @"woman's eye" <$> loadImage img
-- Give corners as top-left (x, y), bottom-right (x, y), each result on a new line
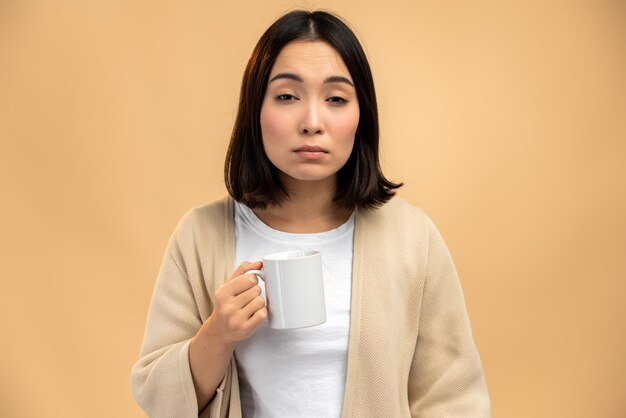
top-left (276, 94), bottom-right (297, 102)
top-left (327, 96), bottom-right (348, 104)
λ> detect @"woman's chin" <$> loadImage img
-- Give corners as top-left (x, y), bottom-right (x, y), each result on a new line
top-left (280, 170), bottom-right (338, 184)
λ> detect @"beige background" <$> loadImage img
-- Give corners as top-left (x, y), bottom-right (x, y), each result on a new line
top-left (1, 0), bottom-right (625, 417)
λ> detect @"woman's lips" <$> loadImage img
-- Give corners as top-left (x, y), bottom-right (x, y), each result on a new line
top-left (294, 145), bottom-right (328, 160)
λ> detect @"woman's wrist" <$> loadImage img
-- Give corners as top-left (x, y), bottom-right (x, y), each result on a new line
top-left (194, 316), bottom-right (236, 356)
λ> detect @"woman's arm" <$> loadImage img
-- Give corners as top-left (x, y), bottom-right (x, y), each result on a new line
top-left (189, 261), bottom-right (267, 412)
top-left (130, 246), bottom-right (206, 418)
top-left (131, 235), bottom-right (266, 417)
top-left (408, 217), bottom-right (491, 417)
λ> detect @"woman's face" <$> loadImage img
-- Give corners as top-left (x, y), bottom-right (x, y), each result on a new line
top-left (260, 40), bottom-right (360, 186)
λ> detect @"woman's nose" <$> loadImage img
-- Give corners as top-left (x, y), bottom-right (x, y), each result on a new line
top-left (299, 102), bottom-right (324, 135)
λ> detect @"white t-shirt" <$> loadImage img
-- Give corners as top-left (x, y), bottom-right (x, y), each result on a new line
top-left (234, 202), bottom-right (354, 418)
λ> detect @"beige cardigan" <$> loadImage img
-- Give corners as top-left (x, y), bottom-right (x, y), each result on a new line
top-left (131, 197), bottom-right (491, 417)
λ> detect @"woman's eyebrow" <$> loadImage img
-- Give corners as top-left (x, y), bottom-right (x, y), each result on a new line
top-left (269, 72), bottom-right (354, 87)
top-left (325, 75), bottom-right (354, 87)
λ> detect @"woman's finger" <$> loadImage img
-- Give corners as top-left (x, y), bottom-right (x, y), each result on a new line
top-left (233, 282), bottom-right (262, 308)
top-left (225, 273), bottom-right (260, 297)
top-left (244, 306), bottom-right (268, 330)
top-left (227, 261), bottom-right (263, 282)
top-left (240, 294), bottom-right (266, 319)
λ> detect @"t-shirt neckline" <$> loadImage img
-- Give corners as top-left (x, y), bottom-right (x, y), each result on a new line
top-left (234, 201), bottom-right (355, 242)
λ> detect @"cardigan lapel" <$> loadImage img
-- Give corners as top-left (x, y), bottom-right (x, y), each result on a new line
top-left (341, 205), bottom-right (373, 417)
top-left (223, 197), bottom-right (242, 418)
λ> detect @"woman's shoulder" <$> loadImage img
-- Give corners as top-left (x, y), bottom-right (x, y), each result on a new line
top-left (189, 196), bottom-right (232, 218)
top-left (381, 196), bottom-right (428, 217)
top-left (360, 196), bottom-right (432, 229)
top-left (361, 196), bottom-right (450, 245)
top-left (167, 196), bottom-right (234, 247)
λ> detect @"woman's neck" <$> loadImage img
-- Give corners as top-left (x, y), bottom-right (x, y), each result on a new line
top-left (252, 176), bottom-right (353, 233)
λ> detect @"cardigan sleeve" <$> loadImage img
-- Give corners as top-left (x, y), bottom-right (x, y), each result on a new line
top-left (408, 216), bottom-right (491, 417)
top-left (130, 235), bottom-right (226, 418)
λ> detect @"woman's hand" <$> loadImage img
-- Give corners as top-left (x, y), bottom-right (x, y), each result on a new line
top-left (189, 261), bottom-right (267, 412)
top-left (204, 261), bottom-right (268, 348)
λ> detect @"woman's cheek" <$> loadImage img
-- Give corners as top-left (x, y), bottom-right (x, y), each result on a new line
top-left (260, 112), bottom-right (278, 146)
top-left (335, 111), bottom-right (359, 142)
top-left (261, 107), bottom-right (291, 143)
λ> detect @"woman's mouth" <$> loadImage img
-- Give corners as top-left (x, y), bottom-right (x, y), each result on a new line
top-left (294, 145), bottom-right (328, 160)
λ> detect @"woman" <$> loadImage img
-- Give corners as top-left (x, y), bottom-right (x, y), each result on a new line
top-left (131, 10), bottom-right (491, 418)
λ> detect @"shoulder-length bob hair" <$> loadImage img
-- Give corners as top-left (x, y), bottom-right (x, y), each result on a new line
top-left (224, 10), bottom-right (401, 209)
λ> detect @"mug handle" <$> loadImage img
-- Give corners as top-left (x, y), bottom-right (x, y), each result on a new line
top-left (245, 269), bottom-right (264, 282)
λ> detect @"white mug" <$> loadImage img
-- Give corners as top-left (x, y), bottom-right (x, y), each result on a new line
top-left (247, 250), bottom-right (326, 329)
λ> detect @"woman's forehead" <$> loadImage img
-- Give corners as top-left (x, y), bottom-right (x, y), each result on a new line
top-left (270, 41), bottom-right (351, 79)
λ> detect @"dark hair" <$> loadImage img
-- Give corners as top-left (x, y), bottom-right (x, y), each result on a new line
top-left (224, 10), bottom-right (401, 209)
